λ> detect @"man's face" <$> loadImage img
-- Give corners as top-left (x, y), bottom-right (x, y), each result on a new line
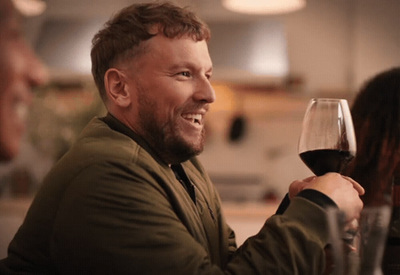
top-left (123, 35), bottom-right (215, 164)
top-left (0, 0), bottom-right (47, 161)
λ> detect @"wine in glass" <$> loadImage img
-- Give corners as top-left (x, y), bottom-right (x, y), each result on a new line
top-left (298, 98), bottom-right (356, 176)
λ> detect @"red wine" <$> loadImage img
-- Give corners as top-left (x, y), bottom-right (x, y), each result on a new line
top-left (299, 149), bottom-right (354, 176)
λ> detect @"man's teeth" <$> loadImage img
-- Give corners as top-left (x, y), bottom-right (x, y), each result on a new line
top-left (183, 114), bottom-right (202, 124)
top-left (15, 103), bottom-right (28, 121)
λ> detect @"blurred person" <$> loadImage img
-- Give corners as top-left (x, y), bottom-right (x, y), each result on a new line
top-left (344, 67), bottom-right (400, 206)
top-left (0, 2), bottom-right (364, 274)
top-left (0, 0), bottom-right (48, 161)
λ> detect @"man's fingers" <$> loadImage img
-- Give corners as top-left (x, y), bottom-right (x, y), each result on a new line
top-left (303, 176), bottom-right (317, 183)
top-left (289, 179), bottom-right (311, 199)
top-left (342, 175), bottom-right (365, 195)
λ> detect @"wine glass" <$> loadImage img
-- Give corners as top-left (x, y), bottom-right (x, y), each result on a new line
top-left (299, 98), bottom-right (357, 274)
top-left (298, 98), bottom-right (356, 176)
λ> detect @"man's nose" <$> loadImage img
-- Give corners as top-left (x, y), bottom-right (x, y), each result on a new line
top-left (26, 46), bottom-right (49, 88)
top-left (194, 78), bottom-right (216, 103)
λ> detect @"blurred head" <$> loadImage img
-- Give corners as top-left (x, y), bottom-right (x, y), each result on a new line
top-left (0, 0), bottom-right (48, 161)
top-left (345, 67), bottom-right (400, 205)
top-left (91, 2), bottom-right (215, 164)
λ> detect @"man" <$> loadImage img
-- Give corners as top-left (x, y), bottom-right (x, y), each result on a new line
top-left (0, 2), bottom-right (364, 274)
top-left (0, 0), bottom-right (48, 161)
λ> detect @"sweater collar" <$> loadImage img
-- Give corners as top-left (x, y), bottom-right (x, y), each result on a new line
top-left (101, 113), bottom-right (169, 167)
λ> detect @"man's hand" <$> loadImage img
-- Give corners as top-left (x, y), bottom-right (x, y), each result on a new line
top-left (289, 173), bottom-right (364, 221)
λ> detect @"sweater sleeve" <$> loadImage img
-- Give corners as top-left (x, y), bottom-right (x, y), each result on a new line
top-left (276, 189), bottom-right (338, 215)
top-left (225, 196), bottom-right (329, 274)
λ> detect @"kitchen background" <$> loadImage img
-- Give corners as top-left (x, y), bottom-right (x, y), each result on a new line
top-left (0, 0), bottom-right (399, 253)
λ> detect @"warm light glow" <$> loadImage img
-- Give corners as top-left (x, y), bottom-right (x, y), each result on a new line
top-left (222, 0), bottom-right (306, 15)
top-left (210, 83), bottom-right (238, 113)
top-left (12, 0), bottom-right (46, 16)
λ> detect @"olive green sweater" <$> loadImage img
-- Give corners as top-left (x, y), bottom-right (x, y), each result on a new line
top-left (0, 115), bottom-right (330, 274)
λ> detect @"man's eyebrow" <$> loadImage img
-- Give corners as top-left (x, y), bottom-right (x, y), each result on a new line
top-left (168, 61), bottom-right (194, 69)
top-left (168, 62), bottom-right (212, 72)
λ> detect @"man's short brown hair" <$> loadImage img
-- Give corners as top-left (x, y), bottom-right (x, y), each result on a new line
top-left (91, 2), bottom-right (211, 102)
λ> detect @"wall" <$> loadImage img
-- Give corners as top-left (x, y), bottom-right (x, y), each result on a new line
top-left (283, 0), bottom-right (354, 94)
top-left (283, 0), bottom-right (399, 94)
top-left (25, 0), bottom-right (400, 94)
top-left (352, 0), bottom-right (400, 90)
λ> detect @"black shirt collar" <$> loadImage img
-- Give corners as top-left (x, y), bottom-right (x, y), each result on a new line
top-left (100, 113), bottom-right (168, 166)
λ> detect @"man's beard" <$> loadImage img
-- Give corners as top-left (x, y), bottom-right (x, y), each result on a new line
top-left (137, 87), bottom-right (205, 164)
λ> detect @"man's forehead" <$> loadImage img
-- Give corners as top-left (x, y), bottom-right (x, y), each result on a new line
top-left (147, 34), bottom-right (207, 51)
top-left (0, 0), bottom-right (17, 25)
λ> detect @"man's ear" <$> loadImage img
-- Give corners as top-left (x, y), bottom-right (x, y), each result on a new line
top-left (104, 68), bottom-right (131, 108)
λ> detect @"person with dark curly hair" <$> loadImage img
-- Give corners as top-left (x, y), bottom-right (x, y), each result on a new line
top-left (344, 67), bottom-right (400, 206)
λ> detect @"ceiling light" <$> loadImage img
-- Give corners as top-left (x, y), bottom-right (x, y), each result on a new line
top-left (222, 0), bottom-right (306, 15)
top-left (12, 0), bottom-right (46, 16)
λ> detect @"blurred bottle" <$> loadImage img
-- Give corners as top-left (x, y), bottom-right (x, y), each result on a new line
top-left (382, 177), bottom-right (400, 274)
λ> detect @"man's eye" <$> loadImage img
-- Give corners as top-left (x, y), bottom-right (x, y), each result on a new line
top-left (179, 71), bottom-right (191, 77)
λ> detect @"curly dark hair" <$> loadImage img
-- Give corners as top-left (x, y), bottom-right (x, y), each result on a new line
top-left (91, 2), bottom-right (211, 102)
top-left (344, 67), bottom-right (400, 205)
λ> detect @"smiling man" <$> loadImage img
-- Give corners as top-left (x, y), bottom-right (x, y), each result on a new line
top-left (0, 0), bottom-right (47, 161)
top-left (0, 2), bottom-right (364, 274)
